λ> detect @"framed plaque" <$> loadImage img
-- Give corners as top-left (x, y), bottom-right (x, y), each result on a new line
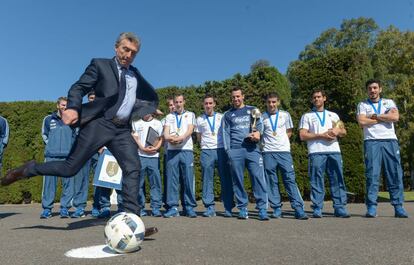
top-left (145, 126), bottom-right (160, 146)
top-left (93, 149), bottom-right (123, 190)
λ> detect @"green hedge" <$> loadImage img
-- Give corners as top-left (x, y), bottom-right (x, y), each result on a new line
top-left (0, 102), bottom-right (405, 204)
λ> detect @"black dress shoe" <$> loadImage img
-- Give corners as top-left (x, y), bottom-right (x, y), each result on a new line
top-left (1, 160), bottom-right (36, 186)
top-left (144, 227), bottom-right (158, 237)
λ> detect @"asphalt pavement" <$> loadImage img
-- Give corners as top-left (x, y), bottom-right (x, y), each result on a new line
top-left (1, 201), bottom-right (413, 265)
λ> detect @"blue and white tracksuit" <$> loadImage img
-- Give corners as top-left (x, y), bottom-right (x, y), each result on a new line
top-left (299, 110), bottom-right (348, 210)
top-left (357, 98), bottom-right (404, 207)
top-left (261, 111), bottom-right (304, 211)
top-left (41, 112), bottom-right (88, 211)
top-left (132, 118), bottom-right (164, 211)
top-left (0, 116), bottom-right (9, 173)
top-left (164, 111), bottom-right (197, 211)
top-left (223, 106), bottom-right (268, 210)
top-left (196, 113), bottom-right (234, 211)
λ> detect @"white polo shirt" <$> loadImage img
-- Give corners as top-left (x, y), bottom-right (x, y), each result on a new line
top-left (299, 110), bottom-right (341, 154)
top-left (165, 110), bottom-right (195, 150)
top-left (195, 112), bottom-right (224, 149)
top-left (131, 118), bottom-right (163, 158)
top-left (357, 98), bottom-right (398, 140)
top-left (262, 110), bottom-right (293, 152)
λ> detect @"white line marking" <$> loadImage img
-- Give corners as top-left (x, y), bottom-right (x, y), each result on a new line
top-left (65, 244), bottom-right (127, 259)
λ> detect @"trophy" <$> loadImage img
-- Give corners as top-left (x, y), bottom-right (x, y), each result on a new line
top-left (251, 108), bottom-right (261, 132)
top-left (332, 120), bottom-right (345, 129)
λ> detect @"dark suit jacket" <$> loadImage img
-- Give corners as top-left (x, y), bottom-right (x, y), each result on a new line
top-left (66, 58), bottom-right (159, 126)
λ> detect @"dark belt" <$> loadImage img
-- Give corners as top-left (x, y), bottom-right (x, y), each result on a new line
top-left (111, 117), bottom-right (128, 127)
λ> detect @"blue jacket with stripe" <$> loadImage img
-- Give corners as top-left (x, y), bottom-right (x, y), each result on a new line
top-left (42, 112), bottom-right (77, 158)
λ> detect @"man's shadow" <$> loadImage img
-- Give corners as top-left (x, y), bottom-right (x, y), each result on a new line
top-left (0, 212), bottom-right (19, 219)
top-left (14, 218), bottom-right (107, 231)
top-left (13, 217), bottom-right (156, 241)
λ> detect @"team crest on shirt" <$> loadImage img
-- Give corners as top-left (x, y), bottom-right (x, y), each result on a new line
top-left (383, 100), bottom-right (393, 112)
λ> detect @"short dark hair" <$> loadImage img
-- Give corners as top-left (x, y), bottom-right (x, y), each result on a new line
top-left (203, 94), bottom-right (216, 102)
top-left (311, 87), bottom-right (326, 97)
top-left (231, 86), bottom-right (243, 95)
top-left (265, 92), bottom-right (280, 100)
top-left (365, 79), bottom-right (381, 89)
top-left (87, 91), bottom-right (95, 97)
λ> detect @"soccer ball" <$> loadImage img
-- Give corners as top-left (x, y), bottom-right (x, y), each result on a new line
top-left (104, 212), bottom-right (146, 253)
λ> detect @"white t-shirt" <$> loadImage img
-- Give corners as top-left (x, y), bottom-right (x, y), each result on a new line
top-left (357, 98), bottom-right (398, 140)
top-left (262, 110), bottom-right (293, 152)
top-left (195, 112), bottom-right (224, 149)
top-left (131, 118), bottom-right (163, 158)
top-left (165, 110), bottom-right (195, 150)
top-left (299, 110), bottom-right (341, 154)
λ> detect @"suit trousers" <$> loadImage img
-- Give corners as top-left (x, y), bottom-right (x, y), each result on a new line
top-left (30, 117), bottom-right (141, 214)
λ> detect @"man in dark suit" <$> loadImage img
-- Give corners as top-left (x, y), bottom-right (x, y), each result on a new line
top-left (1, 32), bottom-right (159, 215)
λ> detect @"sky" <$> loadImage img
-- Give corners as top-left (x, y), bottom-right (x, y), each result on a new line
top-left (0, 0), bottom-right (413, 102)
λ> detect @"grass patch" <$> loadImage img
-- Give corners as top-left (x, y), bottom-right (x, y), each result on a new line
top-left (377, 191), bottom-right (414, 202)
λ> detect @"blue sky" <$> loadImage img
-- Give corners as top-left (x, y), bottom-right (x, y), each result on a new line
top-left (1, 0), bottom-right (413, 102)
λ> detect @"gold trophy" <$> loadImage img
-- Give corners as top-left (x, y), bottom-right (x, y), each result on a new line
top-left (332, 120), bottom-right (345, 129)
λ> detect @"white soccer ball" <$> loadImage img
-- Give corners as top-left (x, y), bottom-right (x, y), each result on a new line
top-left (104, 212), bottom-right (145, 253)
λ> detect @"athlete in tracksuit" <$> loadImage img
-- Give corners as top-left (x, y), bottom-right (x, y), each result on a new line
top-left (40, 97), bottom-right (89, 219)
top-left (163, 94), bottom-right (197, 218)
top-left (196, 95), bottom-right (234, 217)
top-left (0, 115), bottom-right (9, 175)
top-left (261, 93), bottom-right (308, 220)
top-left (357, 79), bottom-right (408, 218)
top-left (132, 114), bottom-right (163, 217)
top-left (299, 89), bottom-right (349, 218)
top-left (222, 87), bottom-right (269, 220)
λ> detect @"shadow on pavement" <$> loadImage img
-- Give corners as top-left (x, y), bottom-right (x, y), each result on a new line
top-left (0, 212), bottom-right (19, 219)
top-left (13, 218), bottom-right (107, 231)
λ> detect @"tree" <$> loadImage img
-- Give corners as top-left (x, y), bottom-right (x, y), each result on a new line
top-left (250, 59), bottom-right (271, 72)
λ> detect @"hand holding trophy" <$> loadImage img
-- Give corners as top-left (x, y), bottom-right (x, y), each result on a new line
top-left (328, 119), bottom-right (345, 138)
top-left (247, 108), bottom-right (261, 143)
top-left (169, 130), bottom-right (182, 145)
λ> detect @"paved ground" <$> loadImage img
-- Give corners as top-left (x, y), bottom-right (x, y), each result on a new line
top-left (1, 201), bottom-right (414, 265)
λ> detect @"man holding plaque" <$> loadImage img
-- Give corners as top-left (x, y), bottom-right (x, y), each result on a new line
top-left (196, 94), bottom-right (234, 217)
top-left (132, 113), bottom-right (163, 217)
top-left (261, 93), bottom-right (308, 220)
top-left (222, 87), bottom-right (269, 220)
top-left (163, 94), bottom-right (197, 218)
top-left (357, 79), bottom-right (408, 218)
top-left (299, 88), bottom-right (349, 218)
